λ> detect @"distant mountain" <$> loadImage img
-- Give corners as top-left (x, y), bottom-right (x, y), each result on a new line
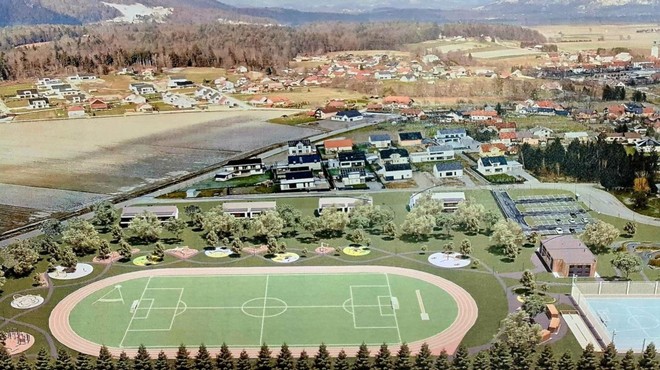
top-left (0, 0), bottom-right (81, 27)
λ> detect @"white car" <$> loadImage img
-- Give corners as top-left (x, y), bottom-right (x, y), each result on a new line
top-left (555, 227), bottom-right (564, 234)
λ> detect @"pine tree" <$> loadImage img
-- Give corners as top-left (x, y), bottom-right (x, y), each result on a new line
top-left (256, 344), bottom-right (272, 370)
top-left (96, 347), bottom-right (114, 370)
top-left (557, 352), bottom-right (575, 370)
top-left (576, 344), bottom-right (599, 370)
top-left (451, 345), bottom-right (470, 370)
top-left (639, 343), bottom-right (658, 370)
top-left (195, 345), bottom-right (213, 370)
top-left (54, 349), bottom-right (74, 370)
top-left (334, 351), bottom-right (349, 370)
top-left (535, 346), bottom-right (556, 370)
top-left (0, 347), bottom-right (15, 370)
top-left (600, 342), bottom-right (620, 370)
top-left (352, 344), bottom-right (370, 370)
top-left (413, 344), bottom-right (433, 370)
top-left (35, 348), bottom-right (52, 370)
top-left (471, 351), bottom-right (490, 370)
top-left (134, 345), bottom-right (153, 370)
top-left (312, 344), bottom-right (331, 370)
top-left (374, 344), bottom-right (392, 370)
top-left (117, 352), bottom-right (132, 370)
top-left (620, 350), bottom-right (637, 370)
top-left (236, 351), bottom-right (252, 370)
top-left (76, 353), bottom-right (93, 370)
top-left (275, 344), bottom-right (294, 370)
top-left (175, 345), bottom-right (191, 370)
top-left (155, 352), bottom-right (170, 370)
top-left (394, 343), bottom-right (412, 370)
top-left (433, 350), bottom-right (450, 370)
top-left (488, 342), bottom-right (512, 370)
top-left (15, 354), bottom-right (32, 370)
top-left (295, 351), bottom-right (310, 370)
top-left (216, 344), bottom-right (235, 370)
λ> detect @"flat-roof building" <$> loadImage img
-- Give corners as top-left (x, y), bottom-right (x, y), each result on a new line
top-left (222, 202), bottom-right (276, 218)
top-left (120, 206), bottom-right (179, 226)
top-left (539, 235), bottom-right (597, 277)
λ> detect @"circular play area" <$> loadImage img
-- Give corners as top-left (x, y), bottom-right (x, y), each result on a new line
top-left (204, 247), bottom-right (233, 258)
top-left (50, 266), bottom-right (478, 357)
top-left (48, 263), bottom-right (94, 280)
top-left (11, 294), bottom-right (44, 309)
top-left (132, 256), bottom-right (162, 266)
top-left (428, 252), bottom-right (471, 269)
top-left (2, 331), bottom-right (34, 354)
top-left (342, 246), bottom-right (371, 256)
top-left (269, 252), bottom-right (300, 263)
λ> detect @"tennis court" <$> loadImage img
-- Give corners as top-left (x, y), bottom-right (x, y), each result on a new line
top-left (52, 266), bottom-right (478, 356)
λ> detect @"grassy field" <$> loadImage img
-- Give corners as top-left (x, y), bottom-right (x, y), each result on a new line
top-left (533, 23), bottom-right (660, 54)
top-left (0, 82), bottom-right (34, 98)
top-left (507, 115), bottom-right (587, 133)
top-left (68, 272), bottom-right (458, 349)
top-left (232, 87), bottom-right (366, 108)
top-left (268, 114), bottom-right (318, 125)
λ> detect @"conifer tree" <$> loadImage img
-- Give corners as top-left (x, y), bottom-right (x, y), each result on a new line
top-left (256, 344), bottom-right (272, 370)
top-left (54, 349), bottom-right (74, 370)
top-left (275, 344), bottom-right (294, 370)
top-left (195, 345), bottom-right (213, 370)
top-left (313, 344), bottom-right (331, 370)
top-left (134, 345), bottom-right (153, 370)
top-left (96, 347), bottom-right (114, 370)
top-left (15, 354), bottom-right (32, 370)
top-left (557, 352), bottom-right (575, 370)
top-left (373, 344), bottom-right (392, 370)
top-left (35, 348), bottom-right (52, 370)
top-left (117, 352), bottom-right (132, 370)
top-left (216, 344), bottom-right (235, 370)
top-left (394, 343), bottom-right (412, 370)
top-left (175, 345), bottom-right (191, 370)
top-left (488, 342), bottom-right (512, 370)
top-left (620, 350), bottom-right (637, 370)
top-left (0, 346), bottom-right (14, 370)
top-left (576, 344), bottom-right (598, 370)
top-left (451, 345), bottom-right (470, 370)
top-left (433, 350), bottom-right (450, 370)
top-left (295, 351), bottom-right (310, 370)
top-left (334, 351), bottom-right (349, 370)
top-left (413, 344), bottom-right (433, 370)
top-left (236, 351), bottom-right (252, 370)
top-left (352, 344), bottom-right (370, 370)
top-left (471, 351), bottom-right (490, 370)
top-left (535, 346), bottom-right (556, 370)
top-left (76, 353), bottom-right (93, 370)
top-left (600, 342), bottom-right (620, 370)
top-left (155, 352), bottom-right (170, 370)
top-left (639, 343), bottom-right (658, 370)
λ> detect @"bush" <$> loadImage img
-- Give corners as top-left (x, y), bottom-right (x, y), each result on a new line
top-left (650, 258), bottom-right (660, 268)
top-left (484, 174), bottom-right (522, 184)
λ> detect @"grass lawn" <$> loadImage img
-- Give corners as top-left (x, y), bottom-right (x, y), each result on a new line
top-left (92, 106), bottom-right (128, 117)
top-left (484, 173), bottom-right (521, 184)
top-left (190, 173), bottom-right (272, 190)
top-left (268, 115), bottom-right (318, 126)
top-left (4, 99), bottom-right (29, 108)
top-left (611, 191), bottom-right (660, 218)
top-left (15, 109), bottom-right (65, 121)
top-left (0, 82), bottom-right (34, 98)
top-left (506, 115), bottom-right (586, 133)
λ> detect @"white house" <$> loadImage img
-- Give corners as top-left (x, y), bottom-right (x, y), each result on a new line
top-left (223, 201), bottom-right (277, 218)
top-left (331, 110), bottom-right (363, 122)
top-left (369, 134), bottom-right (392, 148)
top-left (67, 106), bottom-right (86, 118)
top-left (215, 158), bottom-right (265, 181)
top-left (341, 168), bottom-right (367, 186)
top-left (129, 83), bottom-right (157, 95)
top-left (383, 163), bottom-right (413, 181)
top-left (168, 76), bottom-right (194, 89)
top-left (317, 197), bottom-right (372, 214)
top-left (530, 126), bottom-right (554, 139)
top-left (477, 156), bottom-right (510, 175)
top-left (433, 161), bottom-right (463, 178)
top-left (410, 145), bottom-right (455, 163)
top-left (123, 94), bottom-right (147, 104)
top-left (409, 192), bottom-right (466, 212)
top-left (28, 98), bottom-right (49, 109)
top-left (379, 148), bottom-right (410, 165)
top-left (288, 140), bottom-right (315, 155)
top-left (16, 89), bottom-right (39, 99)
top-left (162, 92), bottom-right (197, 109)
top-left (280, 170), bottom-right (316, 191)
top-left (436, 128), bottom-right (467, 143)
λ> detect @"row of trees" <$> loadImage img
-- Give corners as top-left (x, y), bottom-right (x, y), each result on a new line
top-left (519, 139), bottom-right (658, 191)
top-left (4, 339), bottom-right (657, 370)
top-left (601, 85), bottom-right (626, 101)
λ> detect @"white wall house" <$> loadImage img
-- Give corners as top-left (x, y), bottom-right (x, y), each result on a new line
top-left (410, 145), bottom-right (455, 163)
top-left (477, 156), bottom-right (510, 175)
top-left (383, 163), bottom-right (413, 181)
top-left (433, 161), bottom-right (463, 178)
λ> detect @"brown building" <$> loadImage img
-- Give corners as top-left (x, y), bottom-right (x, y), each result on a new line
top-left (539, 235), bottom-right (597, 277)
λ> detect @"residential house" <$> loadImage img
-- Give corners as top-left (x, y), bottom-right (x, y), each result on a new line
top-left (338, 151), bottom-right (366, 168)
top-left (379, 148), bottom-right (410, 165)
top-left (401, 108), bottom-right (426, 120)
top-left (317, 197), bottom-right (372, 214)
top-left (623, 102), bottom-right (645, 115)
top-left (374, 71), bottom-right (393, 80)
top-left (162, 92), bottom-right (197, 109)
top-left (433, 161), bottom-right (464, 178)
top-left (331, 110), bottom-right (363, 122)
top-left (16, 89), bottom-right (39, 99)
top-left (288, 154), bottom-right (323, 170)
top-left (119, 206), bottom-right (179, 227)
top-left (383, 163), bottom-right (413, 181)
top-left (123, 94), bottom-right (147, 104)
top-left (479, 143), bottom-right (508, 157)
top-left (410, 145), bottom-right (455, 163)
top-left (468, 110), bottom-right (498, 122)
top-left (314, 107), bottom-right (340, 120)
top-left (539, 235), bottom-right (597, 277)
top-left (340, 167), bottom-right (367, 186)
top-left (563, 132), bottom-right (590, 143)
top-left (288, 140), bottom-right (315, 155)
top-left (324, 139), bottom-right (354, 153)
top-left (67, 74), bottom-right (97, 81)
top-left (494, 122), bottom-right (517, 133)
top-left (28, 98), bottom-right (49, 109)
top-left (498, 131), bottom-right (517, 145)
top-left (366, 103), bottom-right (384, 112)
top-left (65, 94), bottom-right (86, 104)
top-left (530, 126), bottom-right (554, 139)
top-left (129, 83), bottom-right (157, 95)
top-left (408, 192), bottom-right (465, 211)
top-left (167, 76), bottom-right (194, 89)
top-left (516, 131), bottom-right (542, 146)
top-left (477, 156), bottom-right (510, 175)
top-left (215, 80), bottom-right (236, 93)
top-left (398, 132), bottom-right (423, 146)
top-left (383, 96), bottom-right (413, 109)
top-left (280, 170), bottom-right (316, 191)
top-left (67, 106), bottom-right (86, 118)
top-left (436, 128), bottom-right (467, 143)
top-left (222, 202), bottom-right (277, 218)
top-left (635, 137), bottom-right (660, 153)
top-left (369, 134), bottom-right (392, 148)
top-left (89, 99), bottom-right (109, 110)
top-left (215, 158), bottom-right (265, 181)
top-left (399, 74), bottom-right (417, 83)
top-left (137, 103), bottom-right (154, 113)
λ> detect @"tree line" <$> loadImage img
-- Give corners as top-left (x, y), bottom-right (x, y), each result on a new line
top-left (1, 340), bottom-right (657, 370)
top-left (518, 139), bottom-right (658, 191)
top-left (602, 85), bottom-right (626, 101)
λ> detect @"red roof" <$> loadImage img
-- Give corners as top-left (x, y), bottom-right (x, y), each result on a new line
top-left (383, 96), bottom-right (412, 105)
top-left (324, 138), bottom-right (354, 149)
top-left (499, 132), bottom-right (517, 140)
top-left (536, 100), bottom-right (556, 108)
top-left (469, 110), bottom-right (498, 117)
top-left (481, 143), bottom-right (507, 152)
top-left (68, 106), bottom-right (84, 112)
top-left (496, 122), bottom-right (517, 130)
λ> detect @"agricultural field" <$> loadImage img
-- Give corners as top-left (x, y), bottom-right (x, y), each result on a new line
top-left (232, 87), bottom-right (367, 109)
top-left (470, 47), bottom-right (542, 59)
top-left (533, 23), bottom-right (660, 54)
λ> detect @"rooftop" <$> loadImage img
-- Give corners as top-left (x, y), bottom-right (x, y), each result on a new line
top-left (541, 235), bottom-right (596, 264)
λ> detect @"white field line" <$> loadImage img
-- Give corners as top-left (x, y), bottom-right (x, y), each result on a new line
top-left (385, 273), bottom-right (403, 344)
top-left (119, 276), bottom-right (152, 348)
top-left (259, 275), bottom-right (270, 344)
top-left (416, 290), bottom-right (427, 315)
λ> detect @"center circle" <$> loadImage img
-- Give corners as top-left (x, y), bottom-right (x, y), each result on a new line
top-left (241, 297), bottom-right (288, 318)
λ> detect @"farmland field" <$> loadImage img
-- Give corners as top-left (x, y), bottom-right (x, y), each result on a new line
top-left (470, 48), bottom-right (542, 59)
top-left (533, 23), bottom-right (660, 53)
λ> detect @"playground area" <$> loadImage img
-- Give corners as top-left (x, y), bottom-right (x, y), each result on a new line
top-left (50, 266), bottom-right (477, 357)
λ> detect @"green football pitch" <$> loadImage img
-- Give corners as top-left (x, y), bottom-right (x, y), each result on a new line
top-left (66, 271), bottom-right (460, 349)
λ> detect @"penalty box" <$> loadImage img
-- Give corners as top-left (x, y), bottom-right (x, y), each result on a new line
top-left (349, 285), bottom-right (399, 329)
top-left (130, 288), bottom-right (184, 331)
